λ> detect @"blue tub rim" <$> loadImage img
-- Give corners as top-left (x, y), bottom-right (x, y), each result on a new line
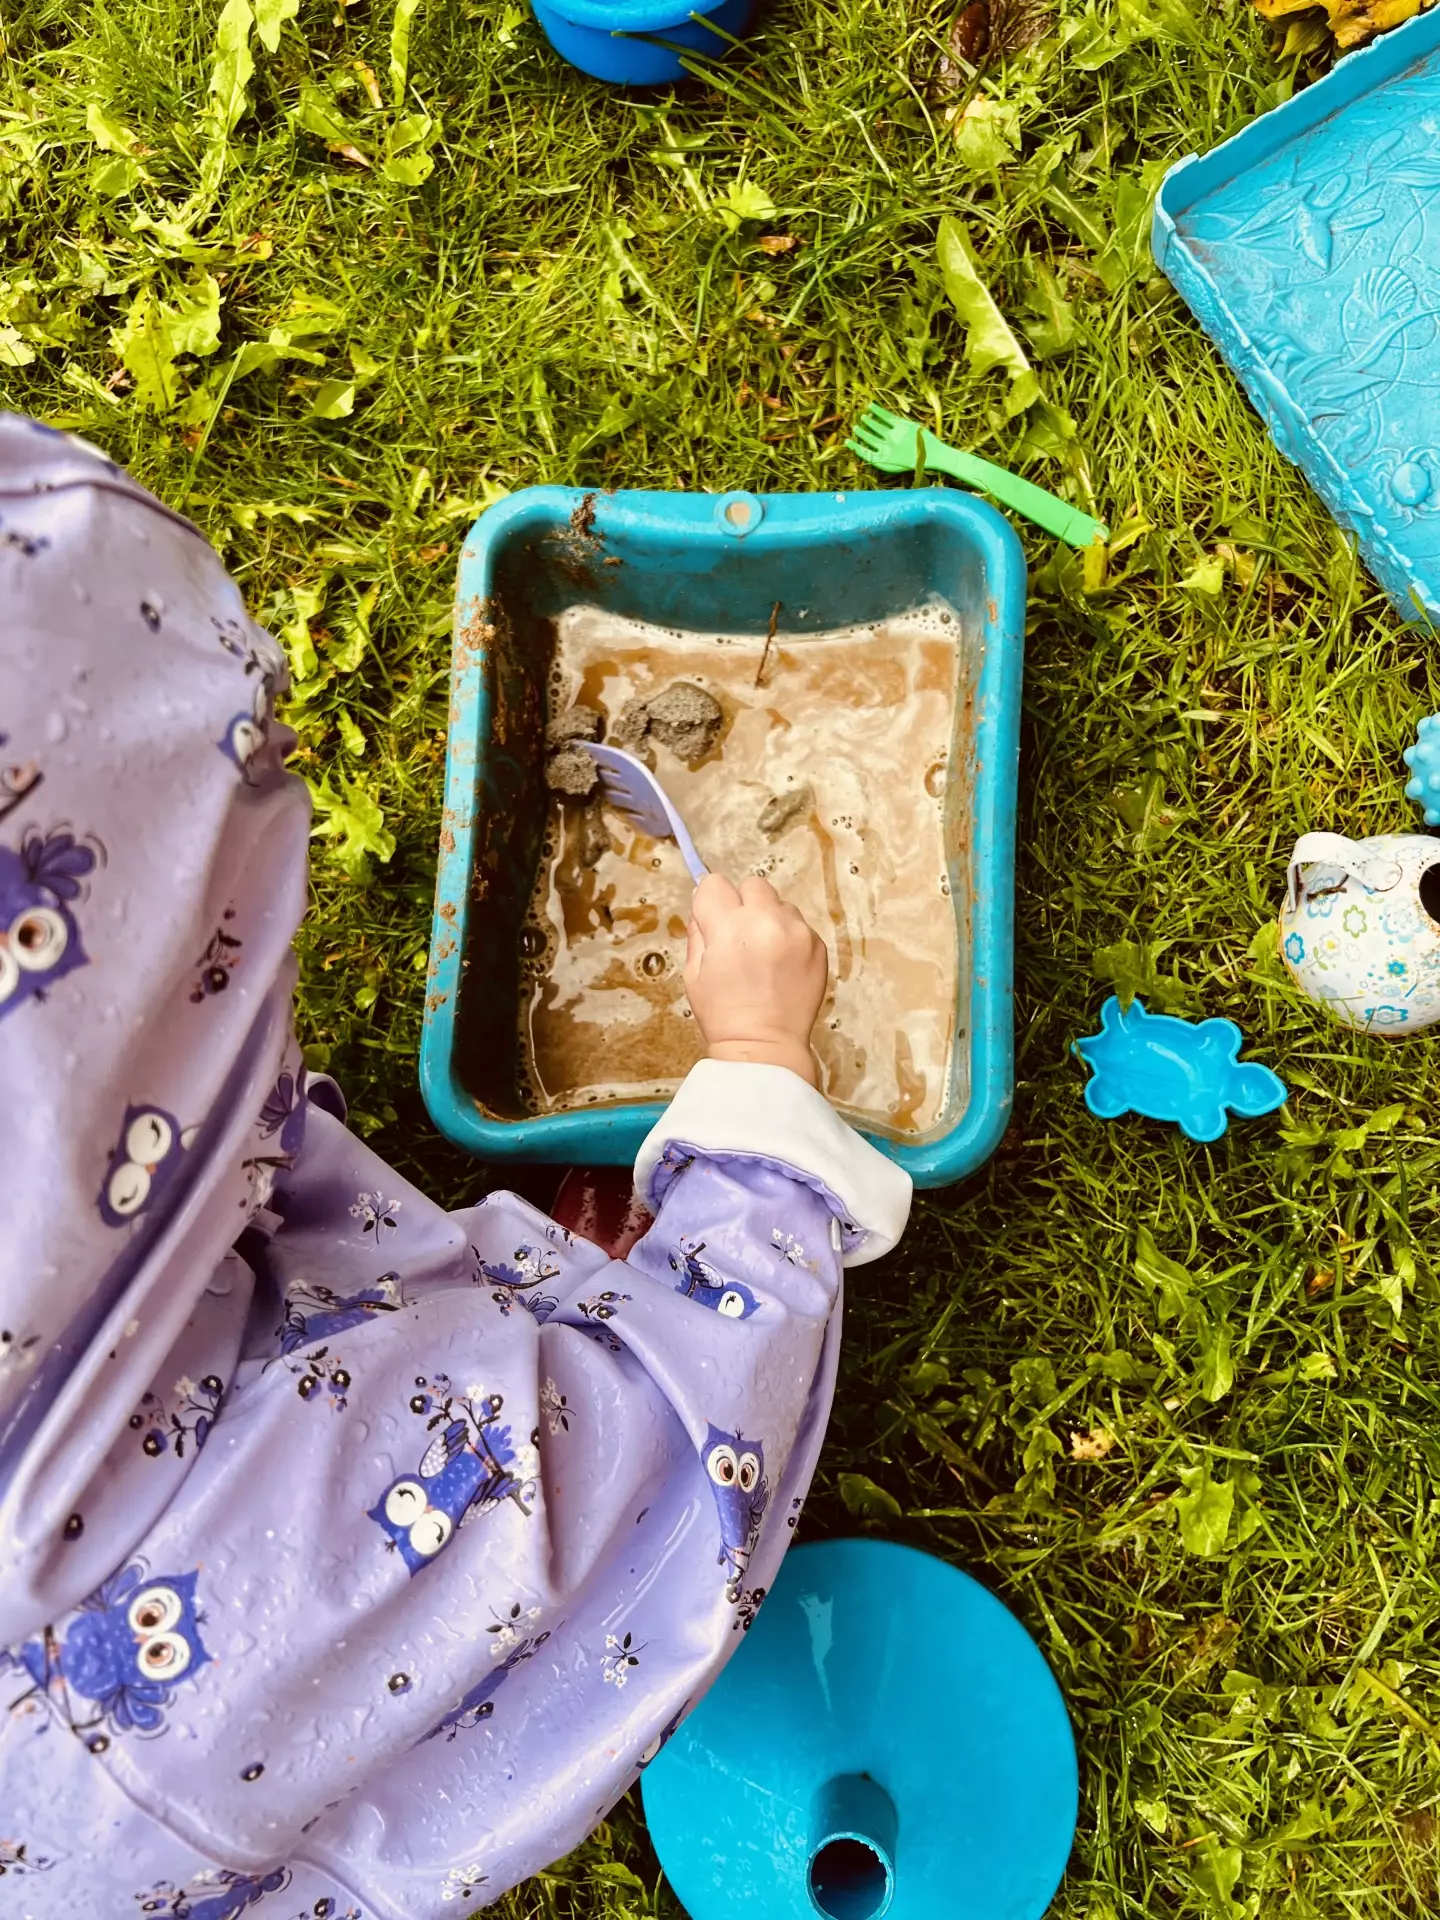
top-left (419, 484), bottom-right (1026, 1192)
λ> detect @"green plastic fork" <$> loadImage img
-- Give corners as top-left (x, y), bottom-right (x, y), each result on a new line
top-left (846, 403), bottom-right (1108, 550)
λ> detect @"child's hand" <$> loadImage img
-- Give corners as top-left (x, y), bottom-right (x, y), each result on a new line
top-left (685, 874), bottom-right (828, 1087)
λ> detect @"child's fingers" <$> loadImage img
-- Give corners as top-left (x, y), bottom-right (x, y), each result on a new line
top-left (684, 913), bottom-right (707, 978)
top-left (742, 874), bottom-right (821, 941)
top-left (737, 874), bottom-right (782, 912)
top-left (692, 871), bottom-right (743, 934)
top-left (735, 873), bottom-right (819, 937)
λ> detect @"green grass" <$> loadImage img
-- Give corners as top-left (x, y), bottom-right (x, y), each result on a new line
top-left (7, 0), bottom-right (1440, 1912)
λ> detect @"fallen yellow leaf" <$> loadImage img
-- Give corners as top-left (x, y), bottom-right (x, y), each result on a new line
top-left (1254, 0), bottom-right (1434, 52)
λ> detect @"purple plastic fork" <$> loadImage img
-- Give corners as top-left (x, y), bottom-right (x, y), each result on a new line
top-left (582, 743), bottom-right (709, 883)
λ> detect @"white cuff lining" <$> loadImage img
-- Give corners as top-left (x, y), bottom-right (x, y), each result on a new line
top-left (634, 1059), bottom-right (912, 1266)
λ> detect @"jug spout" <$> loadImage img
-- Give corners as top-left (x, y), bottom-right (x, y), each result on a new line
top-left (807, 1773), bottom-right (897, 1920)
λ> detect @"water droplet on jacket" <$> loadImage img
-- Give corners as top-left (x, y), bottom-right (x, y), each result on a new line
top-left (45, 712), bottom-right (67, 744)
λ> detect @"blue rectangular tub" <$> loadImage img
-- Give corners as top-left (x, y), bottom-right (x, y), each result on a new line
top-left (420, 485), bottom-right (1025, 1190)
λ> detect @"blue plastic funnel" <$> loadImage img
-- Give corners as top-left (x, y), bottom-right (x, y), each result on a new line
top-left (642, 1538), bottom-right (1078, 1919)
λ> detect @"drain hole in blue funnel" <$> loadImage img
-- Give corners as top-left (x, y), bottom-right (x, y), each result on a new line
top-left (809, 1838), bottom-right (890, 1920)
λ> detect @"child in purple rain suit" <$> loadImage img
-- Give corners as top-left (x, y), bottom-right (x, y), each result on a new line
top-left (0, 416), bottom-right (912, 1920)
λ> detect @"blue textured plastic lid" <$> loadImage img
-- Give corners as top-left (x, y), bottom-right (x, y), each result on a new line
top-left (1153, 5), bottom-right (1440, 624)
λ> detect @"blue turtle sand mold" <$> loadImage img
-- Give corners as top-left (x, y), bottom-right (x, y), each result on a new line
top-left (420, 486), bottom-right (1026, 1190)
top-left (1152, 6), bottom-right (1440, 625)
top-left (1075, 997), bottom-right (1288, 1143)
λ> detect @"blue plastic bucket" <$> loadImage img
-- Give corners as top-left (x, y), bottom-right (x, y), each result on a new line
top-left (531, 0), bottom-right (756, 84)
top-left (421, 486), bottom-right (1025, 1191)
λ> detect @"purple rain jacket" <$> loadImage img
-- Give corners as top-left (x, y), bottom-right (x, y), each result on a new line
top-left (0, 417), bottom-right (912, 1920)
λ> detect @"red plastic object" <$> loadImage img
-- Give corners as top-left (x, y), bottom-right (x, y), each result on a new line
top-left (551, 1167), bottom-right (654, 1261)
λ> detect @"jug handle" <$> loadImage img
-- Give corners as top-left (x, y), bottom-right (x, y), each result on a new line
top-left (1286, 833), bottom-right (1402, 914)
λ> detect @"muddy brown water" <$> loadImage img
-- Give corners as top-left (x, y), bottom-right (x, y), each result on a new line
top-left (515, 604), bottom-right (964, 1138)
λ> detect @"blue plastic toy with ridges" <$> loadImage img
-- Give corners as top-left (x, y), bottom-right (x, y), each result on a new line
top-left (642, 1538), bottom-right (1077, 1920)
top-left (1075, 997), bottom-right (1288, 1143)
top-left (1403, 714), bottom-right (1440, 826)
top-left (1152, 5), bottom-right (1440, 626)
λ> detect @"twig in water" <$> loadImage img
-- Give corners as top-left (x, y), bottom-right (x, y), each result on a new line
top-left (754, 602), bottom-right (781, 689)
